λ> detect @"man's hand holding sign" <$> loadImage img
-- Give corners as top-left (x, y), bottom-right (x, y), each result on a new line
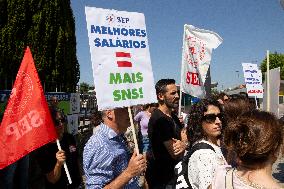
top-left (84, 7), bottom-right (156, 188)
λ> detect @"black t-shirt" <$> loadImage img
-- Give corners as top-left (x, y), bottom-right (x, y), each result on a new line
top-left (35, 133), bottom-right (82, 189)
top-left (147, 108), bottom-right (183, 185)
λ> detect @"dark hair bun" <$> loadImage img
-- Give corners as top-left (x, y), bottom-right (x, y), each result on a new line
top-left (224, 110), bottom-right (283, 167)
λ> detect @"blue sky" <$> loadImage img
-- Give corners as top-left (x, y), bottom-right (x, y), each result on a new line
top-left (71, 0), bottom-right (284, 90)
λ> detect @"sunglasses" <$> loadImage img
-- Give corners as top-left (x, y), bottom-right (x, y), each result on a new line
top-left (202, 113), bottom-right (223, 123)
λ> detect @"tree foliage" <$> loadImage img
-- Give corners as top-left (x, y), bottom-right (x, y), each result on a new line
top-left (0, 0), bottom-right (80, 92)
top-left (79, 82), bottom-right (90, 94)
top-left (211, 88), bottom-right (220, 97)
top-left (260, 52), bottom-right (284, 80)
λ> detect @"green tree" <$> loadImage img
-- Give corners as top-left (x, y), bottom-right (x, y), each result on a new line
top-left (80, 82), bottom-right (90, 94)
top-left (211, 88), bottom-right (220, 97)
top-left (260, 52), bottom-right (284, 80)
top-left (0, 0), bottom-right (80, 92)
top-left (89, 85), bottom-right (95, 90)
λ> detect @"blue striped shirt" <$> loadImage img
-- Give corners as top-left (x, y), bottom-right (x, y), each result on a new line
top-left (83, 123), bottom-right (140, 189)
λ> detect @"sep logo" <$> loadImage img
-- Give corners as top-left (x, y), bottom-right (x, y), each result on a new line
top-left (106, 14), bottom-right (130, 24)
top-left (106, 14), bottom-right (115, 24)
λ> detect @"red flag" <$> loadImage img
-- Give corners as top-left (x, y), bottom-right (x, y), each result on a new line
top-left (0, 47), bottom-right (57, 169)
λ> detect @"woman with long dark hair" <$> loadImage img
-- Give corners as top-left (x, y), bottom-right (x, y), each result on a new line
top-left (185, 98), bottom-right (227, 189)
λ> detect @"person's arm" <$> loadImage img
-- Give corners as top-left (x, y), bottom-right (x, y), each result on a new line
top-left (103, 151), bottom-right (147, 189)
top-left (181, 127), bottom-right (189, 145)
top-left (143, 179), bottom-right (149, 189)
top-left (46, 150), bottom-right (66, 184)
top-left (134, 111), bottom-right (142, 122)
top-left (103, 170), bottom-right (134, 189)
top-left (164, 138), bottom-right (186, 159)
top-left (157, 117), bottom-right (186, 159)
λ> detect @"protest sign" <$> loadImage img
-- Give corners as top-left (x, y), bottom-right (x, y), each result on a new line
top-left (263, 67), bottom-right (280, 116)
top-left (67, 114), bottom-right (79, 135)
top-left (180, 24), bottom-right (222, 98)
top-left (85, 7), bottom-right (156, 110)
top-left (242, 63), bottom-right (263, 98)
top-left (70, 93), bottom-right (80, 114)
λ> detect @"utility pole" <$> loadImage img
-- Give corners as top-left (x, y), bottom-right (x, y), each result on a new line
top-left (281, 0), bottom-right (284, 10)
top-left (235, 70), bottom-right (240, 86)
top-left (235, 70), bottom-right (239, 79)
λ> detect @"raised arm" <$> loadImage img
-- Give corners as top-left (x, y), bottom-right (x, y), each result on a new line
top-left (46, 150), bottom-right (65, 184)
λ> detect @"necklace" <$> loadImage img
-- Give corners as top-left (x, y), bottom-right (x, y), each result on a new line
top-left (234, 170), bottom-right (276, 189)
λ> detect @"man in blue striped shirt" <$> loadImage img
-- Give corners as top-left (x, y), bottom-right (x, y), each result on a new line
top-left (83, 107), bottom-right (147, 189)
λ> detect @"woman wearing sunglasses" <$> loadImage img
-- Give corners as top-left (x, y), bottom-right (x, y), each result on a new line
top-left (185, 98), bottom-right (227, 189)
top-left (32, 110), bottom-right (83, 189)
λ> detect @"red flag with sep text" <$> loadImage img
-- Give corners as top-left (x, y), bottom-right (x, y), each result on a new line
top-left (0, 47), bottom-right (57, 169)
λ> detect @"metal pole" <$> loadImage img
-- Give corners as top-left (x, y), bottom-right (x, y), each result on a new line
top-left (267, 50), bottom-right (270, 111)
top-left (178, 25), bottom-right (186, 117)
top-left (255, 96), bottom-right (258, 109)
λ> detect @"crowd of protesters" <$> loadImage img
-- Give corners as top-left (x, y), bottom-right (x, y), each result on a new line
top-left (1, 79), bottom-right (284, 189)
top-left (81, 79), bottom-right (283, 189)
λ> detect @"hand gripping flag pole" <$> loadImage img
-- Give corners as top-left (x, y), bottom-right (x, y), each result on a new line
top-left (56, 139), bottom-right (72, 184)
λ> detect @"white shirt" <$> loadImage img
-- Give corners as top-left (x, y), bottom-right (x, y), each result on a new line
top-left (187, 140), bottom-right (227, 189)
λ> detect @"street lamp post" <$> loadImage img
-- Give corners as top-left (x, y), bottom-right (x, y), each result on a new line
top-left (236, 70), bottom-right (240, 79)
top-left (235, 71), bottom-right (240, 86)
top-left (281, 0), bottom-right (284, 10)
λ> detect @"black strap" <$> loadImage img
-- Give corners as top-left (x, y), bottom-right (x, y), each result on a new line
top-left (174, 142), bottom-right (216, 189)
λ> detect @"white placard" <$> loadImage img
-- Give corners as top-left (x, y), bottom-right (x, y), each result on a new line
top-left (70, 93), bottom-right (80, 114)
top-left (242, 63), bottom-right (263, 98)
top-left (263, 67), bottom-right (280, 117)
top-left (67, 114), bottom-right (79, 135)
top-left (85, 7), bottom-right (157, 110)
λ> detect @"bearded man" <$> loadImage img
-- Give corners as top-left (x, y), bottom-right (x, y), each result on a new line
top-left (147, 79), bottom-right (187, 189)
